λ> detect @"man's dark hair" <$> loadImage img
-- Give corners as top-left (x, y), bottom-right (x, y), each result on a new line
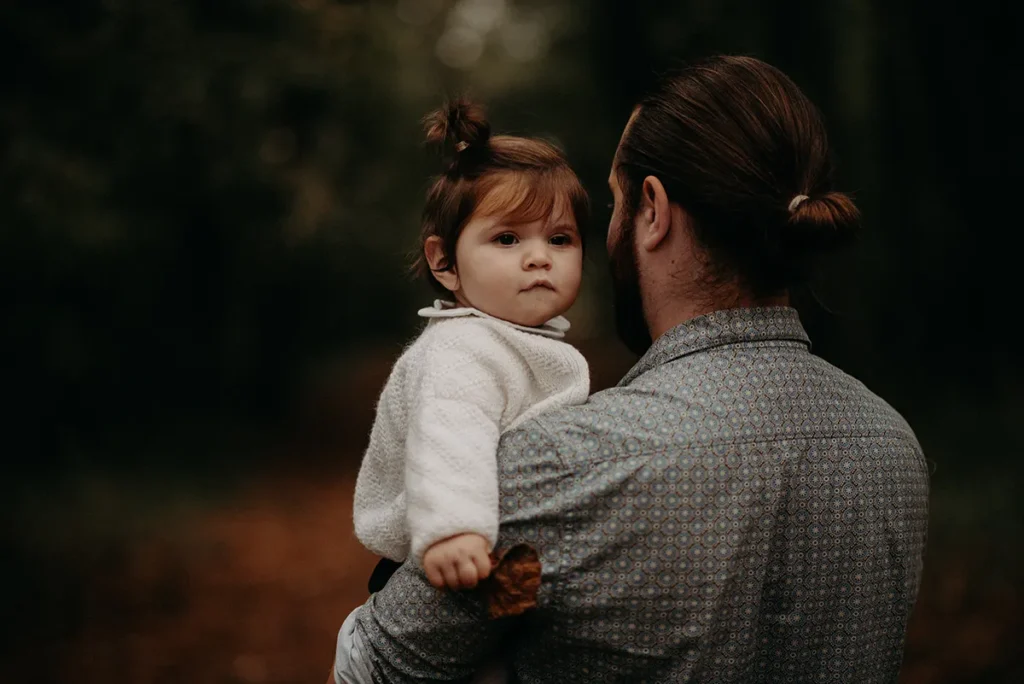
top-left (616, 55), bottom-right (860, 296)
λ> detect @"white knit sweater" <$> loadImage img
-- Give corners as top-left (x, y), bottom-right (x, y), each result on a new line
top-left (353, 301), bottom-right (590, 564)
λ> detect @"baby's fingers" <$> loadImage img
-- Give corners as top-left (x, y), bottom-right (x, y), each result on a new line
top-left (424, 560), bottom-right (446, 589)
top-left (441, 559), bottom-right (462, 589)
top-left (472, 550), bottom-right (492, 580)
top-left (457, 557), bottom-right (481, 588)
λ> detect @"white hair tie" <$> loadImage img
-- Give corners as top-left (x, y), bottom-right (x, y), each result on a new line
top-left (788, 194), bottom-right (810, 212)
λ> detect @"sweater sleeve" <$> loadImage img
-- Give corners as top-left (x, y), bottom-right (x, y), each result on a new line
top-left (404, 322), bottom-right (516, 564)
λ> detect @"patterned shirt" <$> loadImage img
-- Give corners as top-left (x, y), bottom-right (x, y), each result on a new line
top-left (353, 306), bottom-right (929, 683)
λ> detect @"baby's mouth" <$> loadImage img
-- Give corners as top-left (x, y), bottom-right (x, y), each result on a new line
top-left (522, 280), bottom-right (555, 292)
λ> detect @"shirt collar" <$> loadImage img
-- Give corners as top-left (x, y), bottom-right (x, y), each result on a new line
top-left (618, 306), bottom-right (811, 386)
top-left (417, 300), bottom-right (571, 339)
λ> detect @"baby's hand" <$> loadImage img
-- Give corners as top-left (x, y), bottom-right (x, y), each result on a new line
top-left (422, 533), bottom-right (492, 590)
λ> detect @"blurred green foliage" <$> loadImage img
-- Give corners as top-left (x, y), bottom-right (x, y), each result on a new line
top-left (2, 0), bottom-right (1021, 502)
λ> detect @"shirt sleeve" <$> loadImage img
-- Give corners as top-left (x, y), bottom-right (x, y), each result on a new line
top-left (340, 417), bottom-right (570, 682)
top-left (404, 323), bottom-right (516, 564)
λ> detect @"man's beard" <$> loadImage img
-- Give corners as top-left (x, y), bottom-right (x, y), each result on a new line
top-left (609, 220), bottom-right (653, 356)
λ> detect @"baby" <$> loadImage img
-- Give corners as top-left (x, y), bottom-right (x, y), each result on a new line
top-left (336, 99), bottom-right (591, 683)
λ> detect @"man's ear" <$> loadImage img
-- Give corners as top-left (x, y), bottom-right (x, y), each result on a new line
top-left (638, 176), bottom-right (671, 252)
top-left (424, 236), bottom-right (460, 292)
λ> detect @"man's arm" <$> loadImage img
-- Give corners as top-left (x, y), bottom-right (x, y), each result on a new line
top-left (353, 564), bottom-right (506, 682)
top-left (336, 417), bottom-right (575, 682)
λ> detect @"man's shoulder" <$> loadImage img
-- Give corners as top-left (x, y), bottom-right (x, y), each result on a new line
top-left (497, 385), bottom-right (663, 463)
top-left (794, 352), bottom-right (923, 447)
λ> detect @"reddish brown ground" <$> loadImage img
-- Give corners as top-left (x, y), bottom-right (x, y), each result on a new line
top-left (3, 472), bottom-right (1019, 684)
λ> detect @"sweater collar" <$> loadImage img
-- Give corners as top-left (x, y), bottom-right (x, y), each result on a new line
top-left (618, 306), bottom-right (811, 386)
top-left (417, 300), bottom-right (570, 339)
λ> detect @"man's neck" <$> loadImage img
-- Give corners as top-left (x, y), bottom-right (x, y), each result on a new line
top-left (645, 288), bottom-right (790, 342)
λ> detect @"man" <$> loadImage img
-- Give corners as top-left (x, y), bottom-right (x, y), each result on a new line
top-left (332, 55), bottom-right (928, 683)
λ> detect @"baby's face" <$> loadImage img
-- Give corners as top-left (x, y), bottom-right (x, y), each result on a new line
top-left (450, 202), bottom-right (583, 327)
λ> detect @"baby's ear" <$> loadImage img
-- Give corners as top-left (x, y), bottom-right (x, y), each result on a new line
top-left (424, 236), bottom-right (460, 292)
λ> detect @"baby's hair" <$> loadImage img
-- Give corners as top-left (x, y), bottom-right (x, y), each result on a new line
top-left (414, 98), bottom-right (589, 295)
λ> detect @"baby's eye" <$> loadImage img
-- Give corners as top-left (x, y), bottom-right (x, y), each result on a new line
top-left (550, 234), bottom-right (573, 246)
top-left (495, 233), bottom-right (518, 246)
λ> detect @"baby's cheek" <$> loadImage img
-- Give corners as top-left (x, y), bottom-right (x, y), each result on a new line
top-left (563, 254), bottom-right (584, 284)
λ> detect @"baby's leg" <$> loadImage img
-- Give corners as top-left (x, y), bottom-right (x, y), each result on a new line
top-left (367, 557), bottom-right (403, 593)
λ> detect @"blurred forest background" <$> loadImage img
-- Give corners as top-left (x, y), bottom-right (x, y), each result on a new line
top-left (2, 0), bottom-right (1022, 682)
